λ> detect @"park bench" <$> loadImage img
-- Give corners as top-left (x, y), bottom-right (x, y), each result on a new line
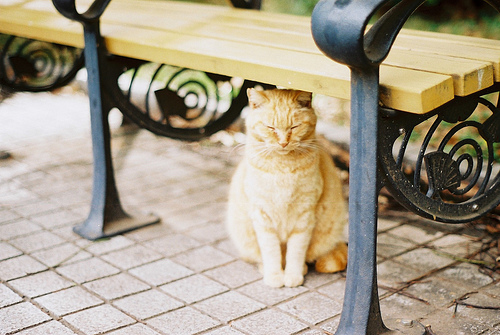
top-left (1, 0), bottom-right (500, 334)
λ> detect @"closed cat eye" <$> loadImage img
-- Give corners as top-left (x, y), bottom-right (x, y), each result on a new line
top-left (266, 126), bottom-right (276, 131)
top-left (290, 124), bottom-right (302, 130)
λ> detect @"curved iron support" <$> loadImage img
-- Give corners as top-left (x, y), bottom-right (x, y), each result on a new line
top-left (0, 34), bottom-right (84, 92)
top-left (379, 83), bottom-right (500, 223)
top-left (312, 0), bottom-right (425, 334)
top-left (106, 59), bottom-right (268, 141)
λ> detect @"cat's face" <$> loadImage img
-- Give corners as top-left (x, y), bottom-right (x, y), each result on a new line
top-left (246, 89), bottom-right (317, 155)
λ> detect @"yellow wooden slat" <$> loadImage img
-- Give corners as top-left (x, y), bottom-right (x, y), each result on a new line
top-left (100, 23), bottom-right (454, 113)
top-left (383, 50), bottom-right (493, 96)
top-left (400, 28), bottom-right (500, 50)
top-left (97, 0), bottom-right (495, 97)
top-left (394, 34), bottom-right (500, 81)
top-left (0, 0), bottom-right (456, 113)
top-left (0, 1), bottom-right (84, 47)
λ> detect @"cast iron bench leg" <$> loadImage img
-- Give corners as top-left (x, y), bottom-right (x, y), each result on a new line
top-left (73, 22), bottom-right (159, 240)
top-left (335, 68), bottom-right (388, 334)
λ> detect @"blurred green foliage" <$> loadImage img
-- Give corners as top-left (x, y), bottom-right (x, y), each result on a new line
top-left (188, 0), bottom-right (500, 38)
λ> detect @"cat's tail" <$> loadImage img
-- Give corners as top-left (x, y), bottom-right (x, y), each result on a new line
top-left (315, 242), bottom-right (348, 273)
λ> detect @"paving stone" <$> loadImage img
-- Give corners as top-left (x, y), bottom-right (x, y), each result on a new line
top-left (64, 304), bottom-right (135, 335)
top-left (56, 257), bottom-right (120, 283)
top-left (160, 274), bottom-right (228, 304)
top-left (195, 291), bottom-right (265, 323)
top-left (15, 320), bottom-right (77, 335)
top-left (8, 270), bottom-right (74, 298)
top-left (0, 219), bottom-right (43, 240)
top-left (429, 233), bottom-right (483, 258)
top-left (318, 317), bottom-right (341, 334)
top-left (377, 232), bottom-right (415, 258)
top-left (113, 289), bottom-right (183, 319)
top-left (31, 243), bottom-right (91, 267)
top-left (0, 302), bottom-right (51, 334)
top-left (420, 308), bottom-right (491, 335)
top-left (403, 277), bottom-right (469, 308)
top-left (393, 247), bottom-right (456, 273)
top-left (297, 328), bottom-right (331, 335)
top-left (30, 209), bottom-right (81, 229)
top-left (380, 293), bottom-right (436, 322)
top-left (128, 259), bottom-right (193, 286)
top-left (204, 326), bottom-right (246, 335)
top-left (171, 245), bottom-right (235, 272)
top-left (389, 223), bottom-right (444, 244)
top-left (34, 286), bottom-right (103, 317)
top-left (0, 284), bottom-right (23, 308)
top-left (237, 280), bottom-right (308, 306)
top-left (232, 309), bottom-right (308, 335)
top-left (317, 278), bottom-right (346, 304)
top-left (107, 323), bottom-right (162, 335)
top-left (0, 241), bottom-right (22, 260)
top-left (0, 254), bottom-right (48, 281)
top-left (302, 269), bottom-right (344, 289)
top-left (213, 239), bottom-right (240, 258)
top-left (147, 306), bottom-right (220, 335)
top-left (123, 222), bottom-right (174, 242)
top-left (377, 217), bottom-right (402, 232)
top-left (51, 224), bottom-right (87, 242)
top-left (10, 230), bottom-right (66, 253)
top-left (13, 199), bottom-right (62, 217)
top-left (101, 244), bottom-right (163, 269)
top-left (0, 209), bottom-right (21, 224)
top-left (160, 210), bottom-right (210, 232)
top-left (144, 233), bottom-right (201, 257)
top-left (83, 272), bottom-right (150, 300)
top-left (377, 260), bottom-right (429, 288)
top-left (84, 235), bottom-right (135, 255)
top-left (278, 292), bottom-right (342, 325)
top-left (483, 281), bottom-right (500, 298)
top-left (436, 262), bottom-right (494, 289)
top-left (451, 292), bottom-right (500, 327)
top-left (204, 260), bottom-right (262, 289)
top-left (186, 222), bottom-right (228, 244)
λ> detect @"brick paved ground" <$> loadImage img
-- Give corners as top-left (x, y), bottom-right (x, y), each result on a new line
top-left (1, 89), bottom-right (499, 335)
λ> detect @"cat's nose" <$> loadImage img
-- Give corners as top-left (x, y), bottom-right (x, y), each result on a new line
top-left (279, 142), bottom-right (288, 148)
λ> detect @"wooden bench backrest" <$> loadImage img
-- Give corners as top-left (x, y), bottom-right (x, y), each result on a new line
top-left (1, 0), bottom-right (500, 114)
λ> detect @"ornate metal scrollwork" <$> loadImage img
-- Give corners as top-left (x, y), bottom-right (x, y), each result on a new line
top-left (108, 58), bottom-right (271, 141)
top-left (0, 34), bottom-right (84, 91)
top-left (379, 83), bottom-right (500, 223)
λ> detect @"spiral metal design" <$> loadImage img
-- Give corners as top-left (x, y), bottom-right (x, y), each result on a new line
top-left (0, 34), bottom-right (83, 91)
top-left (380, 84), bottom-right (500, 222)
top-left (111, 61), bottom-right (271, 140)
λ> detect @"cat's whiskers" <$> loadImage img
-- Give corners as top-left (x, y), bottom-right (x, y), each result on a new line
top-left (249, 143), bottom-right (274, 160)
top-left (299, 139), bottom-right (328, 153)
top-left (228, 142), bottom-right (246, 157)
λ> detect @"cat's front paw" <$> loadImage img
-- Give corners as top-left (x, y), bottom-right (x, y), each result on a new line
top-left (284, 272), bottom-right (304, 287)
top-left (263, 271), bottom-right (284, 287)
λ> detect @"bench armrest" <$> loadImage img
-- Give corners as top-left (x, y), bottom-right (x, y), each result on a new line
top-left (311, 0), bottom-right (425, 69)
top-left (52, 0), bottom-right (111, 23)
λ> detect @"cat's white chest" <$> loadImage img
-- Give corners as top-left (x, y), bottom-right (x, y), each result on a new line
top-left (245, 161), bottom-right (322, 240)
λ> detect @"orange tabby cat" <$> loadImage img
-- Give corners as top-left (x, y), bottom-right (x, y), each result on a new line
top-left (227, 88), bottom-right (347, 288)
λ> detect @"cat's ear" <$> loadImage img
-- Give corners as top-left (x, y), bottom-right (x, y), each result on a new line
top-left (247, 88), bottom-right (268, 110)
top-left (294, 91), bottom-right (312, 109)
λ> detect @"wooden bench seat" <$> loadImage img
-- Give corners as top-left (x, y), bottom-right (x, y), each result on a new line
top-left (1, 0), bottom-right (499, 114)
